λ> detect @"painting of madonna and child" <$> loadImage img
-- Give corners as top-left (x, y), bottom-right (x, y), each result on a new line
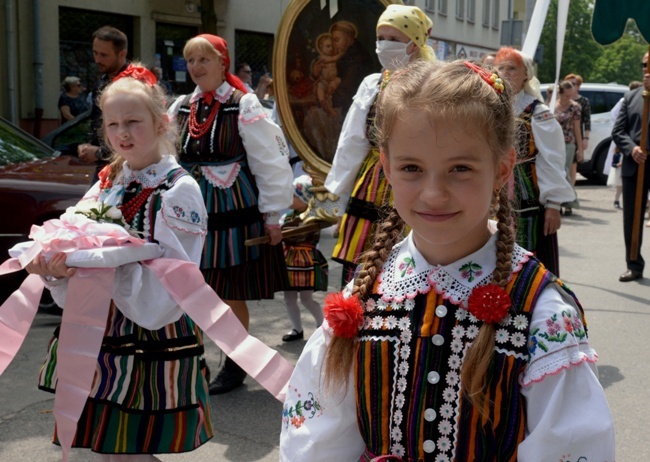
top-left (274, 0), bottom-right (386, 169)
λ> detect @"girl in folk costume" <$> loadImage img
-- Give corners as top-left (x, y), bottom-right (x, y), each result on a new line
top-left (167, 34), bottom-right (293, 394)
top-left (494, 47), bottom-right (575, 276)
top-left (280, 60), bottom-right (615, 461)
top-left (26, 66), bottom-right (212, 460)
top-left (324, 4), bottom-right (436, 287)
top-left (280, 175), bottom-right (328, 342)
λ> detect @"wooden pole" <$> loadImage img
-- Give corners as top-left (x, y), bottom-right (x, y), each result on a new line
top-left (630, 45), bottom-right (650, 261)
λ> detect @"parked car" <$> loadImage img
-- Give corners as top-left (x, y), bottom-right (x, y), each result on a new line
top-left (0, 117), bottom-right (95, 307)
top-left (540, 82), bottom-right (629, 184)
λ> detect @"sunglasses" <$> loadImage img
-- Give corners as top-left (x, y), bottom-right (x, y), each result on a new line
top-left (643, 62), bottom-right (648, 69)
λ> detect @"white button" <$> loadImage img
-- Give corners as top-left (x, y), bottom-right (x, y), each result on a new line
top-left (423, 439), bottom-right (436, 453)
top-left (435, 305), bottom-right (448, 317)
top-left (427, 371), bottom-right (440, 384)
top-left (431, 334), bottom-right (444, 346)
top-left (424, 408), bottom-right (437, 421)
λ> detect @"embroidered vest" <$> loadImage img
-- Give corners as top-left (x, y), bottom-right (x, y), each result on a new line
top-left (177, 90), bottom-right (246, 163)
top-left (513, 101), bottom-right (541, 211)
top-left (354, 257), bottom-right (556, 461)
top-left (122, 168), bottom-right (188, 241)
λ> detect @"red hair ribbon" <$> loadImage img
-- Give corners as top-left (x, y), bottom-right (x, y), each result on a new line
top-left (112, 65), bottom-right (157, 87)
top-left (196, 34), bottom-right (249, 94)
top-left (463, 61), bottom-right (505, 94)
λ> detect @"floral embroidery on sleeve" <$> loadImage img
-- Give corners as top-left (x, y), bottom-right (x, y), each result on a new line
top-left (528, 310), bottom-right (586, 354)
top-left (282, 390), bottom-right (322, 430)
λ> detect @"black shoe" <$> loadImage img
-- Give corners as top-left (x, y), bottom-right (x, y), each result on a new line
top-left (282, 329), bottom-right (304, 342)
top-left (619, 270), bottom-right (643, 282)
top-left (614, 201), bottom-right (621, 209)
top-left (208, 358), bottom-right (247, 395)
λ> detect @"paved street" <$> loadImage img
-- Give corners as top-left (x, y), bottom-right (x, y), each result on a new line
top-left (0, 182), bottom-right (648, 461)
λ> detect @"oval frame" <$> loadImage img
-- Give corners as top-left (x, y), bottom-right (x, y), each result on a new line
top-left (273, 0), bottom-right (398, 179)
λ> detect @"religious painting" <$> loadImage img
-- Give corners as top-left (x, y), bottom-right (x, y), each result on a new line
top-left (273, 0), bottom-right (399, 178)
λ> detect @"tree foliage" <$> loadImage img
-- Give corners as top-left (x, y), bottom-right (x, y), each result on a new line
top-left (589, 23), bottom-right (648, 84)
top-left (538, 0), bottom-right (649, 85)
top-left (538, 0), bottom-right (603, 83)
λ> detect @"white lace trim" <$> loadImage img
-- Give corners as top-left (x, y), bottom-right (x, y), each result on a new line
top-left (122, 155), bottom-right (178, 189)
top-left (377, 233), bottom-right (531, 307)
top-left (200, 163), bottom-right (241, 190)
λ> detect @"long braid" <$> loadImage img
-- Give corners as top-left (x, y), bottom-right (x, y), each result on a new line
top-left (324, 207), bottom-right (405, 392)
top-left (460, 187), bottom-right (515, 415)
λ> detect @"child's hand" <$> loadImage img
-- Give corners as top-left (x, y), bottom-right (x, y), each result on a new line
top-left (265, 225), bottom-right (283, 245)
top-left (25, 252), bottom-right (77, 279)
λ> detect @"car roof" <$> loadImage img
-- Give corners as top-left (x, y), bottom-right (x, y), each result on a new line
top-left (540, 82), bottom-right (629, 92)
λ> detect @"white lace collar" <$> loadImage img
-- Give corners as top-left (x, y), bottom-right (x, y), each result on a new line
top-left (376, 230), bottom-right (531, 307)
top-left (514, 90), bottom-right (537, 116)
top-left (121, 154), bottom-right (180, 188)
top-left (189, 81), bottom-right (236, 104)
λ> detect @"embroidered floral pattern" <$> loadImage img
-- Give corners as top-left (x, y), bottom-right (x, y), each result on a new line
top-left (529, 310), bottom-right (586, 354)
top-left (398, 256), bottom-right (416, 277)
top-left (458, 261), bottom-right (483, 282)
top-left (282, 390), bottom-right (322, 430)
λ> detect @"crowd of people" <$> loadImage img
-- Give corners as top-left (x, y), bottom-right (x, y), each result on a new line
top-left (15, 3), bottom-right (637, 459)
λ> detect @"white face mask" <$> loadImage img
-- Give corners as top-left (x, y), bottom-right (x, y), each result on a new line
top-left (376, 40), bottom-right (412, 71)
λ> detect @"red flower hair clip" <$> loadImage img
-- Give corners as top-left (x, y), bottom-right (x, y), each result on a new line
top-left (463, 61), bottom-right (505, 94)
top-left (323, 292), bottom-right (364, 338)
top-left (112, 65), bottom-right (157, 87)
top-left (467, 284), bottom-right (511, 324)
top-left (98, 165), bottom-right (112, 190)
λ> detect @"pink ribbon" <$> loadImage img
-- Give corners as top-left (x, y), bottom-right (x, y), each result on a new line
top-left (143, 258), bottom-right (294, 401)
top-left (0, 258), bottom-right (44, 376)
top-left (0, 253), bottom-right (294, 461)
top-left (54, 268), bottom-right (116, 462)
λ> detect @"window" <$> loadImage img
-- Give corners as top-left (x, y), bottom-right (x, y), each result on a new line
top-left (425, 0), bottom-right (435, 11)
top-left (439, 0), bottom-right (448, 16)
top-left (482, 0), bottom-right (490, 26)
top-left (456, 0), bottom-right (465, 19)
top-left (467, 0), bottom-right (476, 22)
top-left (492, 0), bottom-right (500, 29)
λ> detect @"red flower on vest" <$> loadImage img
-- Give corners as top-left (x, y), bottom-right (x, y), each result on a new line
top-left (467, 284), bottom-right (511, 324)
top-left (323, 292), bottom-right (364, 338)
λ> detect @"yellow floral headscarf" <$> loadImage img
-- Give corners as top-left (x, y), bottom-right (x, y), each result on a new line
top-left (376, 5), bottom-right (436, 61)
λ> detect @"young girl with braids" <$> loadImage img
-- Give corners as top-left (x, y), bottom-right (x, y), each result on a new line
top-left (280, 60), bottom-right (615, 461)
top-left (26, 65), bottom-right (212, 461)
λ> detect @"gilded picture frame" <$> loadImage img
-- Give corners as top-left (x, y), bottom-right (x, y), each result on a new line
top-left (273, 0), bottom-right (399, 180)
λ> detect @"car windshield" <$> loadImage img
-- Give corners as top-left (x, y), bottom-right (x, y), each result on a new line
top-left (579, 90), bottom-right (625, 114)
top-left (0, 118), bottom-right (56, 166)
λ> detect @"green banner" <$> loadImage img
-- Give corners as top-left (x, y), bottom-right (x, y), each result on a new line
top-left (592, 0), bottom-right (650, 45)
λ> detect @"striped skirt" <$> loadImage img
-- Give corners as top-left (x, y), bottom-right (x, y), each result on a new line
top-left (515, 206), bottom-right (559, 276)
top-left (203, 242), bottom-right (289, 300)
top-left (38, 305), bottom-right (213, 454)
top-left (332, 149), bottom-right (392, 267)
top-left (284, 244), bottom-right (329, 291)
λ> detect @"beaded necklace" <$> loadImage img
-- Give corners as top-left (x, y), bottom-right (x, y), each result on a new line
top-left (188, 100), bottom-right (220, 139)
top-left (119, 187), bottom-right (155, 224)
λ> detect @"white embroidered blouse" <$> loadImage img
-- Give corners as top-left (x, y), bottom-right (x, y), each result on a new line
top-left (515, 91), bottom-right (576, 206)
top-left (280, 230), bottom-right (615, 461)
top-left (324, 73), bottom-right (382, 214)
top-left (47, 155), bottom-right (208, 331)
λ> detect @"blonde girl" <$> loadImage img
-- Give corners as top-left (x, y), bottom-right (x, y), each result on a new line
top-left (26, 65), bottom-right (211, 461)
top-left (280, 60), bottom-right (614, 461)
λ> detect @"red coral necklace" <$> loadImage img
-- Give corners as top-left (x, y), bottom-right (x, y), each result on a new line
top-left (188, 100), bottom-right (220, 139)
top-left (119, 188), bottom-right (155, 223)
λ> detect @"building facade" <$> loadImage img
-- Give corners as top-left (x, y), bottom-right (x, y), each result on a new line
top-left (1, 0), bottom-right (516, 136)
